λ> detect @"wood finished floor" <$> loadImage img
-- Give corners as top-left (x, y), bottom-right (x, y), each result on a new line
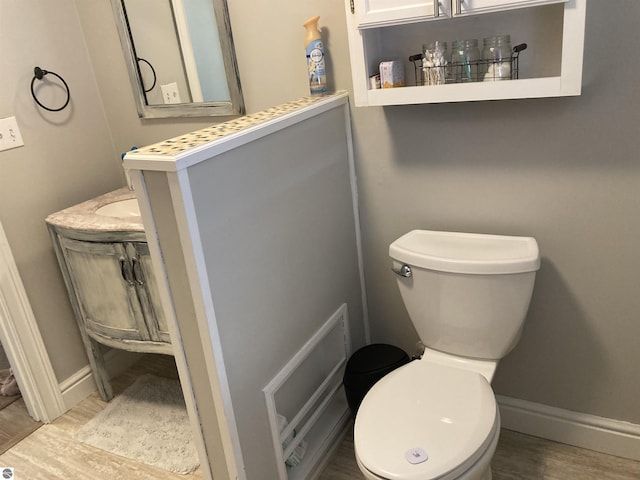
top-left (318, 426), bottom-right (640, 480)
top-left (0, 344), bottom-right (37, 454)
top-left (0, 354), bottom-right (203, 480)
top-left (0, 398), bottom-right (41, 455)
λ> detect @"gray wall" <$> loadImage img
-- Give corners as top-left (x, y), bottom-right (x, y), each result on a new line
top-left (74, 0), bottom-right (353, 154)
top-left (4, 0), bottom-right (639, 429)
top-left (0, 0), bottom-right (124, 381)
top-left (352, 2), bottom-right (640, 425)
top-left (74, 0), bottom-right (238, 155)
top-left (185, 104), bottom-right (365, 478)
top-left (217, 0), bottom-right (640, 425)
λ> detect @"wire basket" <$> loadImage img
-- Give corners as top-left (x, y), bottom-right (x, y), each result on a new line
top-left (410, 43), bottom-right (527, 86)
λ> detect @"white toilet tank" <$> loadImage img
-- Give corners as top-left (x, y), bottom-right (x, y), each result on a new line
top-left (390, 230), bottom-right (540, 360)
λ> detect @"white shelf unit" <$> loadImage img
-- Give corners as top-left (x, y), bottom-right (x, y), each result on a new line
top-left (264, 304), bottom-right (352, 480)
top-left (345, 0), bottom-right (586, 106)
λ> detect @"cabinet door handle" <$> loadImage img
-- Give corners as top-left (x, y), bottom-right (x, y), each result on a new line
top-left (132, 257), bottom-right (144, 285)
top-left (350, 0), bottom-right (354, 14)
top-left (119, 256), bottom-right (134, 286)
top-left (454, 0), bottom-right (463, 15)
top-left (434, 0), bottom-right (440, 17)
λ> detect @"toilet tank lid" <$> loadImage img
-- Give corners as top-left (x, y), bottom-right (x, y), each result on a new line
top-left (389, 230), bottom-right (540, 275)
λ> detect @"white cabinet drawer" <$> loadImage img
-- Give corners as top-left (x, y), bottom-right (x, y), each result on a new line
top-left (354, 0), bottom-right (451, 28)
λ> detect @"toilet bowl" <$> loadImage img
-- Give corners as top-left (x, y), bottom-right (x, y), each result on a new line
top-left (354, 358), bottom-right (500, 480)
top-left (354, 230), bottom-right (540, 480)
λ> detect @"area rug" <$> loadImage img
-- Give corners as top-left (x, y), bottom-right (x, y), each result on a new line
top-left (74, 374), bottom-right (199, 474)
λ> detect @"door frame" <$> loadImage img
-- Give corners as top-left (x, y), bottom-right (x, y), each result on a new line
top-left (0, 221), bottom-right (65, 422)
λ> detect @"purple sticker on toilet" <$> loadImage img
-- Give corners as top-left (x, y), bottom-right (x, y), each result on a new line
top-left (405, 448), bottom-right (428, 464)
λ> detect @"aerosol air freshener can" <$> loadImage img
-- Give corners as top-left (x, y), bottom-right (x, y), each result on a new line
top-left (303, 16), bottom-right (328, 96)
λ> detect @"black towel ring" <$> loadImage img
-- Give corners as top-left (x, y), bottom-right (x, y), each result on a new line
top-left (136, 57), bottom-right (157, 93)
top-left (30, 66), bottom-right (71, 112)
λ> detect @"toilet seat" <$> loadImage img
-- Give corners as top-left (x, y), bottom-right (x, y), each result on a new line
top-left (354, 360), bottom-right (498, 480)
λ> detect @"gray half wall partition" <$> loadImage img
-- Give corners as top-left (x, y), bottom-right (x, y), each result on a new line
top-left (124, 92), bottom-right (368, 480)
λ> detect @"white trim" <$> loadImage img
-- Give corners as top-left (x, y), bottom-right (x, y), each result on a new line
top-left (59, 364), bottom-right (93, 409)
top-left (343, 101), bottom-right (370, 344)
top-left (0, 221), bottom-right (65, 422)
top-left (497, 394), bottom-right (640, 461)
top-left (559, 0), bottom-right (586, 96)
top-left (59, 350), bottom-right (142, 411)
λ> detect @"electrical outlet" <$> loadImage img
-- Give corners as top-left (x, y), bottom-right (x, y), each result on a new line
top-left (0, 116), bottom-right (24, 152)
top-left (161, 82), bottom-right (182, 105)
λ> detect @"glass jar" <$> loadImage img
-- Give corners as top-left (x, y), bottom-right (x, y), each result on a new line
top-left (451, 39), bottom-right (481, 83)
top-left (482, 35), bottom-right (512, 81)
top-left (422, 41), bottom-right (449, 86)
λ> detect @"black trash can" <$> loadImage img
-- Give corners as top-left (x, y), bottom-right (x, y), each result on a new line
top-left (343, 343), bottom-right (410, 417)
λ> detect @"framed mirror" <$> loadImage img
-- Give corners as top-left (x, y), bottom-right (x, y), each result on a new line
top-left (111, 0), bottom-right (244, 118)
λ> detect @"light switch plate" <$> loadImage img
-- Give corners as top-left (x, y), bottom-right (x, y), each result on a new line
top-left (0, 116), bottom-right (24, 152)
top-left (161, 82), bottom-right (182, 104)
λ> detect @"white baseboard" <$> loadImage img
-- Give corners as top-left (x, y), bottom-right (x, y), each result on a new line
top-left (60, 349), bottom-right (142, 410)
top-left (497, 394), bottom-right (640, 461)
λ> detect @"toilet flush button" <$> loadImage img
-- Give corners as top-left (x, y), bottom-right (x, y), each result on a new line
top-left (405, 448), bottom-right (428, 465)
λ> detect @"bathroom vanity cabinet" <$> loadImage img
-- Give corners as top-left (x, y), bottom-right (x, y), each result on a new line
top-left (55, 238), bottom-right (170, 347)
top-left (47, 189), bottom-right (170, 401)
top-left (345, 0), bottom-right (586, 105)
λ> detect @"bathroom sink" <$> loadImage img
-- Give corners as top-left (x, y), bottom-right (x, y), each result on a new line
top-left (95, 198), bottom-right (140, 218)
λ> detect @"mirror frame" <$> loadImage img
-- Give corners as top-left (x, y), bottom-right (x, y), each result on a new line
top-left (111, 0), bottom-right (245, 118)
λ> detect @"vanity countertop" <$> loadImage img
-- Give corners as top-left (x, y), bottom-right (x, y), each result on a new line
top-left (45, 187), bottom-right (144, 234)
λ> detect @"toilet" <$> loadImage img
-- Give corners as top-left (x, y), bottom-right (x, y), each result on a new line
top-left (354, 229), bottom-right (540, 480)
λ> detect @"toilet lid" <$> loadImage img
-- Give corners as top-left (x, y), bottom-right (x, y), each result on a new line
top-left (354, 360), bottom-right (497, 480)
